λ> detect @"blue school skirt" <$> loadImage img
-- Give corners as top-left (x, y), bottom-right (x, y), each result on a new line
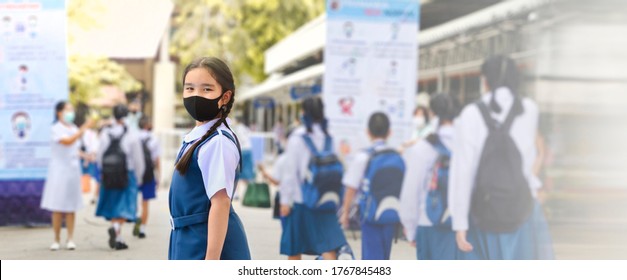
top-left (239, 150), bottom-right (255, 180)
top-left (95, 171), bottom-right (137, 221)
top-left (415, 226), bottom-right (477, 260)
top-left (168, 207), bottom-right (251, 260)
top-left (280, 203), bottom-right (347, 256)
top-left (80, 161), bottom-right (100, 182)
top-left (468, 200), bottom-right (554, 260)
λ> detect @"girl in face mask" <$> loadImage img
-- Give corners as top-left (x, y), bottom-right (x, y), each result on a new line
top-left (168, 57), bottom-right (251, 260)
top-left (41, 101), bottom-right (94, 251)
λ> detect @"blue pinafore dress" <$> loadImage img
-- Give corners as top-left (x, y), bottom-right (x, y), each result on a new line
top-left (168, 130), bottom-right (251, 260)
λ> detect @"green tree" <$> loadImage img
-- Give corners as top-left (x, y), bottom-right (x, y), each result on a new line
top-left (170, 0), bottom-right (324, 84)
top-left (67, 0), bottom-right (140, 105)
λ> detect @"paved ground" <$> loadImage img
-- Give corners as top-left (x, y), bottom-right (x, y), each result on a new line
top-left (1, 187), bottom-right (627, 260)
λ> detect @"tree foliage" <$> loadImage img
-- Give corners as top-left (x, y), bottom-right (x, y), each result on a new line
top-left (170, 0), bottom-right (325, 84)
top-left (67, 0), bottom-right (140, 105)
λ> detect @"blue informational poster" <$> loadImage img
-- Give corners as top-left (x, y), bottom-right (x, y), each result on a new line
top-left (323, 0), bottom-right (419, 156)
top-left (0, 0), bottom-right (68, 225)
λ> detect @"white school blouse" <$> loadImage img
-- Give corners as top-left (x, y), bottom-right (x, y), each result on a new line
top-left (399, 126), bottom-right (454, 242)
top-left (449, 87), bottom-right (541, 232)
top-left (97, 122), bottom-right (146, 185)
top-left (180, 118), bottom-right (240, 200)
top-left (139, 129), bottom-right (161, 162)
top-left (341, 140), bottom-right (388, 190)
top-left (271, 153), bottom-right (288, 185)
top-left (280, 124), bottom-right (330, 206)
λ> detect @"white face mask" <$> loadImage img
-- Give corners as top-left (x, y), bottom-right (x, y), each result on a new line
top-left (413, 116), bottom-right (426, 130)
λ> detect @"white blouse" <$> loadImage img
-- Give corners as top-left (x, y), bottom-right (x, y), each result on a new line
top-left (181, 118), bottom-right (240, 200)
top-left (448, 87), bottom-right (541, 231)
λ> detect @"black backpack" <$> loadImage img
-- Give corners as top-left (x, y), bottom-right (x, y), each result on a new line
top-left (471, 98), bottom-right (533, 233)
top-left (141, 137), bottom-right (155, 184)
top-left (101, 126), bottom-right (129, 190)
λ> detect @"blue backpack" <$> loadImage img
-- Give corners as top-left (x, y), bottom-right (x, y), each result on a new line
top-left (359, 146), bottom-right (405, 224)
top-left (425, 134), bottom-right (452, 228)
top-left (301, 134), bottom-right (344, 211)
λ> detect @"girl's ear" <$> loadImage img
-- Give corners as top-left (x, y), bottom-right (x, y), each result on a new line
top-left (221, 90), bottom-right (232, 105)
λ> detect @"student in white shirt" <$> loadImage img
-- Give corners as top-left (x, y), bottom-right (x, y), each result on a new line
top-left (96, 104), bottom-right (145, 250)
top-left (133, 116), bottom-right (160, 239)
top-left (449, 55), bottom-right (554, 259)
top-left (399, 93), bottom-right (474, 259)
top-left (341, 112), bottom-right (404, 260)
top-left (280, 97), bottom-right (347, 260)
top-left (168, 57), bottom-right (250, 260)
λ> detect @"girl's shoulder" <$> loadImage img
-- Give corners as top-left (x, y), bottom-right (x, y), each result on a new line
top-left (197, 127), bottom-right (240, 156)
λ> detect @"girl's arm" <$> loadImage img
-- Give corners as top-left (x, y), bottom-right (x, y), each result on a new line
top-left (58, 119), bottom-right (94, 146)
top-left (258, 164), bottom-right (279, 186)
top-left (205, 189), bottom-right (230, 260)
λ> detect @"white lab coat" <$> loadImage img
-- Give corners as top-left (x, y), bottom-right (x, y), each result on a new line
top-left (40, 122), bottom-right (84, 212)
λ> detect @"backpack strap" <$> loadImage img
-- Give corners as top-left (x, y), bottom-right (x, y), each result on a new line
top-left (301, 134), bottom-right (320, 156)
top-left (108, 125), bottom-right (128, 141)
top-left (323, 135), bottom-right (333, 153)
top-left (476, 98), bottom-right (524, 132)
top-left (475, 101), bottom-right (497, 131)
top-left (426, 133), bottom-right (450, 157)
top-left (501, 97), bottom-right (524, 132)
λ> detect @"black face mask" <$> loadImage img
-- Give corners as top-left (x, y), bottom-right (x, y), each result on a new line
top-left (183, 95), bottom-right (223, 122)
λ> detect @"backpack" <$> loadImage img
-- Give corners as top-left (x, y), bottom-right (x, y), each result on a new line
top-left (101, 126), bottom-right (129, 190)
top-left (425, 134), bottom-right (452, 228)
top-left (471, 99), bottom-right (533, 233)
top-left (359, 146), bottom-right (405, 225)
top-left (301, 134), bottom-right (344, 211)
top-left (141, 136), bottom-right (155, 184)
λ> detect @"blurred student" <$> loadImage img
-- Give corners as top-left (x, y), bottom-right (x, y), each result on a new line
top-left (399, 93), bottom-right (472, 260)
top-left (401, 105), bottom-right (436, 151)
top-left (168, 57), bottom-right (250, 260)
top-left (133, 116), bottom-right (160, 239)
top-left (41, 101), bottom-right (94, 250)
top-left (449, 55), bottom-right (554, 260)
top-left (280, 97), bottom-right (347, 260)
top-left (259, 128), bottom-right (292, 222)
top-left (232, 116), bottom-right (254, 200)
top-left (341, 112), bottom-right (405, 260)
top-left (74, 103), bottom-right (101, 204)
top-left (96, 104), bottom-right (145, 250)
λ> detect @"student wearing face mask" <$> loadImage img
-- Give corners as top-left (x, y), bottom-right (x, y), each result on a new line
top-left (168, 57), bottom-right (250, 260)
top-left (41, 101), bottom-right (94, 251)
top-left (401, 106), bottom-right (436, 152)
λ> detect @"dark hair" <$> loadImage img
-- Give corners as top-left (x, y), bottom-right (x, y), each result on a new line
top-left (176, 57), bottom-right (237, 174)
top-left (54, 101), bottom-right (66, 122)
top-left (368, 112), bottom-right (390, 138)
top-left (139, 115), bottom-right (151, 130)
top-left (74, 102), bottom-right (89, 127)
top-left (19, 65), bottom-right (28, 71)
top-left (301, 97), bottom-right (328, 135)
top-left (414, 105), bottom-right (430, 124)
top-left (429, 93), bottom-right (460, 123)
top-left (481, 55), bottom-right (520, 113)
top-left (112, 104), bottom-right (128, 120)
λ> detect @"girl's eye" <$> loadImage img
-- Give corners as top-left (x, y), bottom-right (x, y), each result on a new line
top-left (203, 88), bottom-right (211, 92)
top-left (185, 87), bottom-right (193, 91)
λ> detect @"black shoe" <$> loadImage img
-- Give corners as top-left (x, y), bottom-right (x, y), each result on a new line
top-left (114, 241), bottom-right (128, 250)
top-left (107, 227), bottom-right (116, 249)
top-left (138, 232), bottom-right (146, 239)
